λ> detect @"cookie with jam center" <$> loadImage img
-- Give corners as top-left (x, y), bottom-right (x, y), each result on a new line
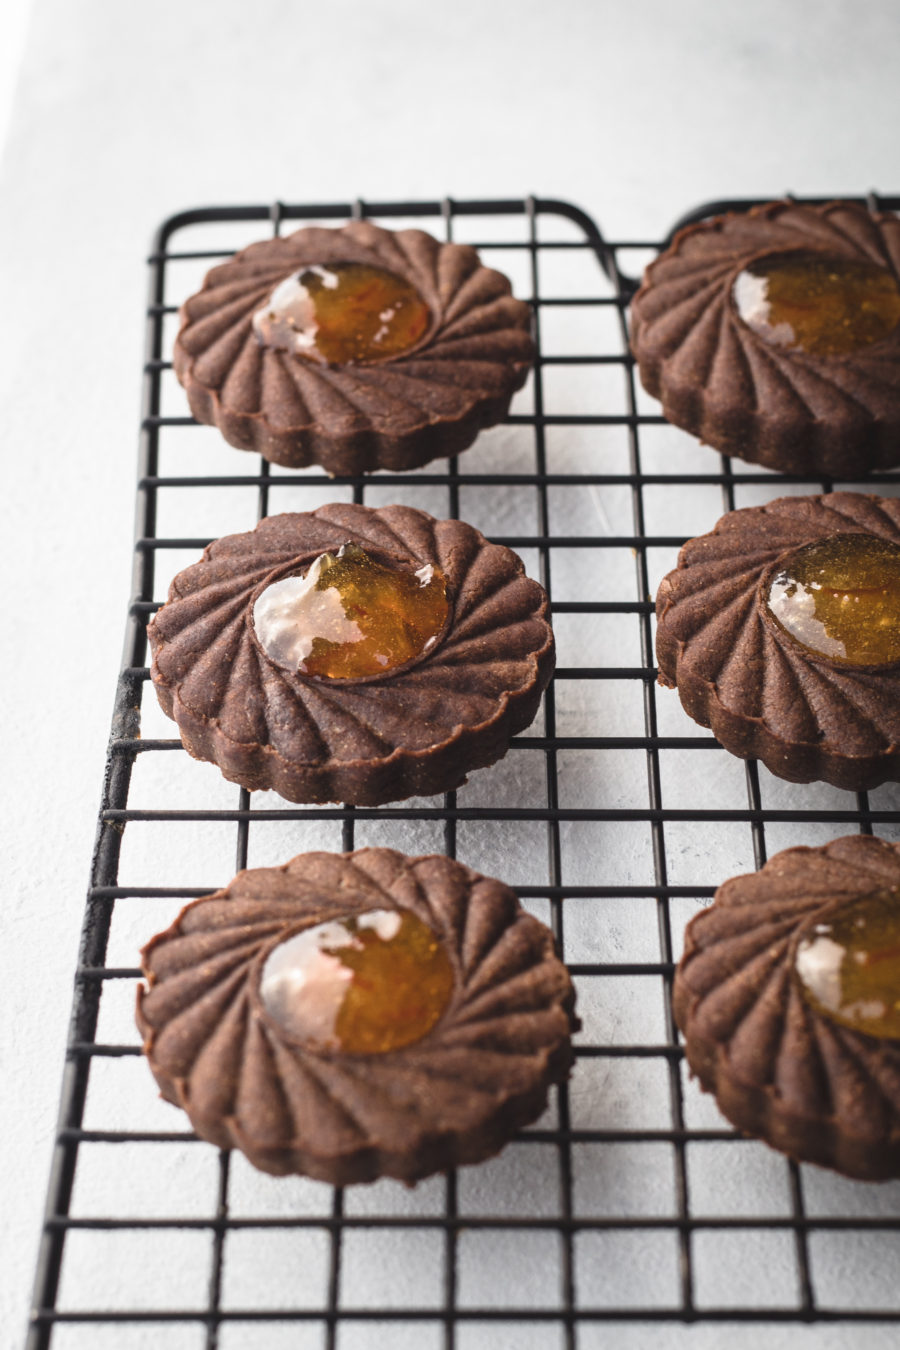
top-left (137, 848), bottom-right (577, 1184)
top-left (630, 200), bottom-right (900, 476)
top-left (147, 503), bottom-right (554, 805)
top-left (174, 221), bottom-right (534, 474)
top-left (674, 835), bottom-right (900, 1180)
top-left (655, 492), bottom-right (900, 790)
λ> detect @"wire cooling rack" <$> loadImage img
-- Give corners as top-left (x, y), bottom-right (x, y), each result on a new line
top-left (27, 195), bottom-right (900, 1350)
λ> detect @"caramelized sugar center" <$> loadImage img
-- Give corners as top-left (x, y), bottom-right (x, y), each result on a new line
top-left (253, 543), bottom-right (449, 681)
top-left (259, 909), bottom-right (455, 1054)
top-left (732, 252), bottom-right (900, 356)
top-left (252, 261), bottom-right (430, 363)
top-left (765, 533), bottom-right (900, 666)
top-left (795, 889), bottom-right (900, 1041)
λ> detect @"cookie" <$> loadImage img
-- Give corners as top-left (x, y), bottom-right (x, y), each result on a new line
top-left (630, 200), bottom-right (900, 476)
top-left (147, 503), bottom-right (554, 804)
top-left (137, 848), bottom-right (576, 1184)
top-left (655, 492), bottom-right (900, 790)
top-left (674, 835), bottom-right (900, 1179)
top-left (174, 221), bottom-right (534, 473)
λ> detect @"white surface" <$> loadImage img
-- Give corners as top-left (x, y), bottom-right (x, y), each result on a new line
top-left (3, 1), bottom-right (900, 1346)
top-left (0, 0), bottom-right (31, 152)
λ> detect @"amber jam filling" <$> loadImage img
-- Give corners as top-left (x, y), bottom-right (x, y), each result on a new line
top-left (252, 543), bottom-right (449, 681)
top-left (732, 252), bottom-right (900, 356)
top-left (794, 890), bottom-right (900, 1041)
top-left (765, 533), bottom-right (900, 666)
top-left (259, 909), bottom-right (455, 1054)
top-left (251, 261), bottom-right (430, 364)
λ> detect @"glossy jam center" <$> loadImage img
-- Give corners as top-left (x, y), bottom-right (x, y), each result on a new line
top-left (765, 533), bottom-right (900, 666)
top-left (251, 261), bottom-right (430, 364)
top-left (253, 543), bottom-right (449, 681)
top-left (795, 890), bottom-right (900, 1040)
top-left (732, 252), bottom-right (900, 356)
top-left (259, 908), bottom-right (455, 1053)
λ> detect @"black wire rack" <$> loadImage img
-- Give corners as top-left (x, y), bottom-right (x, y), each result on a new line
top-left (27, 195), bottom-right (900, 1350)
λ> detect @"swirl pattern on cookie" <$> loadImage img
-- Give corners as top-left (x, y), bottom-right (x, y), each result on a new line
top-left (630, 200), bottom-right (900, 475)
top-left (174, 221), bottom-right (534, 473)
top-left (138, 848), bottom-right (576, 1184)
top-left (674, 836), bottom-right (900, 1179)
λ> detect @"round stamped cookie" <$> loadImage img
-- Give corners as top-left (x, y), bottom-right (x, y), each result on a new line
top-left (147, 503), bottom-right (555, 805)
top-left (174, 221), bottom-right (534, 474)
top-left (674, 836), bottom-right (900, 1180)
top-left (137, 848), bottom-right (577, 1184)
top-left (630, 199), bottom-right (900, 476)
top-left (655, 492), bottom-right (900, 790)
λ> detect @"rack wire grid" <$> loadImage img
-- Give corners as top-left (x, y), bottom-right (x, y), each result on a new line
top-left (27, 194), bottom-right (900, 1350)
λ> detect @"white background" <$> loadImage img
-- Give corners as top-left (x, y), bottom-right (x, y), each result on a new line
top-left (2, 1), bottom-right (900, 1345)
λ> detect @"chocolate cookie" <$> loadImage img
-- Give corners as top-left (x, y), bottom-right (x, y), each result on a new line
top-left (137, 848), bottom-right (576, 1184)
top-left (630, 200), bottom-right (900, 476)
top-left (674, 835), bottom-right (900, 1179)
top-left (147, 503), bottom-right (554, 804)
top-left (173, 221), bottom-right (534, 474)
top-left (655, 492), bottom-right (900, 790)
